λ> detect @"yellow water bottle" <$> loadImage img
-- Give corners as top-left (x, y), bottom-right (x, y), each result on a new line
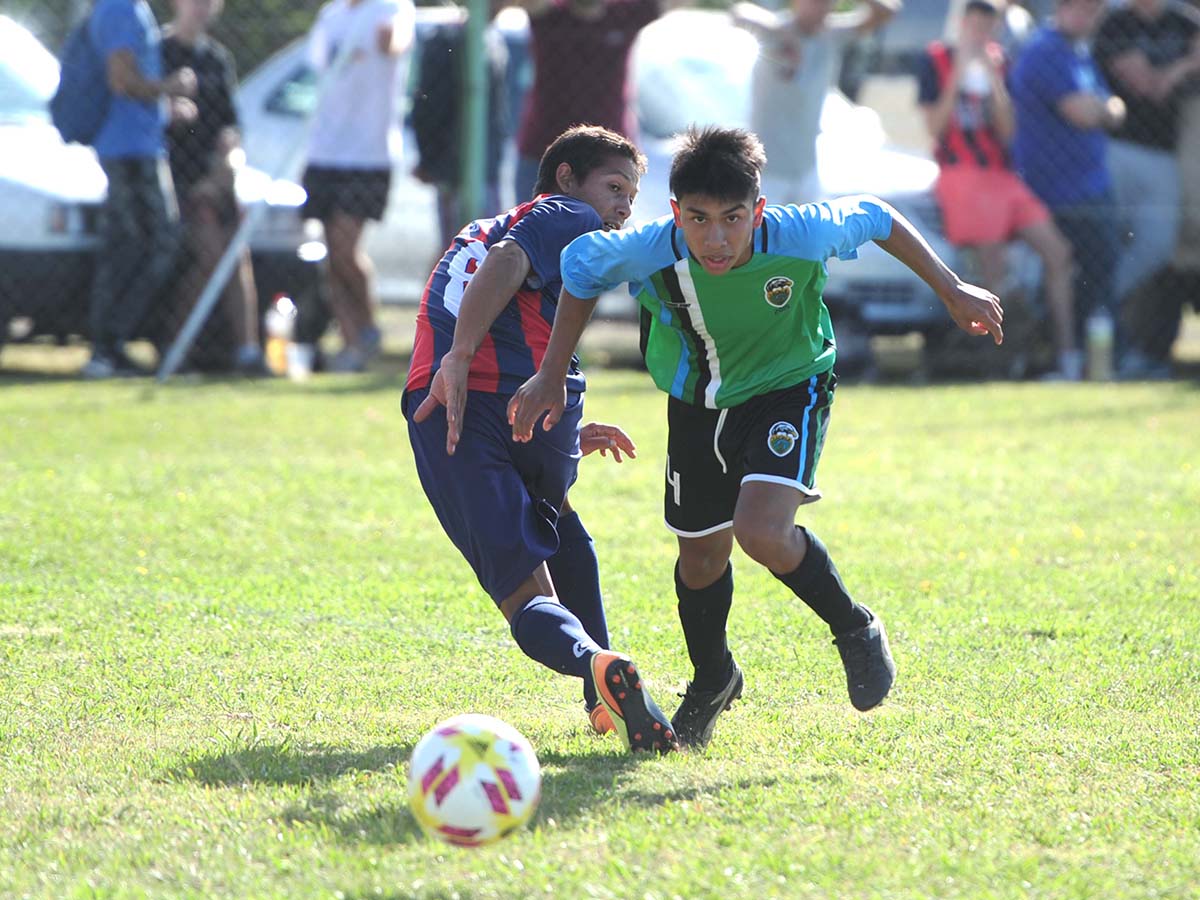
top-left (264, 294), bottom-right (296, 377)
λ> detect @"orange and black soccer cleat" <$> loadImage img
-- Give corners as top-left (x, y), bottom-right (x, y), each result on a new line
top-left (588, 651), bottom-right (678, 753)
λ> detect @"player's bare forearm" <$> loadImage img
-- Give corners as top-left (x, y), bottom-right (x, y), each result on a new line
top-left (507, 289), bottom-right (598, 441)
top-left (876, 205), bottom-right (1005, 344)
top-left (875, 205), bottom-right (957, 295)
top-left (539, 289), bottom-right (598, 382)
top-left (446, 240), bottom-right (531, 364)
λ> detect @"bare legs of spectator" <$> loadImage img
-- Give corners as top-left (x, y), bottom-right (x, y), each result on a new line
top-left (175, 185), bottom-right (263, 373)
top-left (322, 211), bottom-right (381, 372)
top-left (1018, 219), bottom-right (1080, 379)
top-left (436, 182), bottom-right (503, 250)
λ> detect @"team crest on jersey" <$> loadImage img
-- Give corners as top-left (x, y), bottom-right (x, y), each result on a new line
top-left (767, 421), bottom-right (800, 457)
top-left (764, 276), bottom-right (794, 309)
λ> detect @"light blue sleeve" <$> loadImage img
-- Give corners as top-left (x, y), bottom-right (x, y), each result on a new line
top-left (560, 215), bottom-right (681, 299)
top-left (767, 195), bottom-right (894, 262)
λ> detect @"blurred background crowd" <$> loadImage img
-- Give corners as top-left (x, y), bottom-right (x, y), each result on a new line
top-left (1, 0), bottom-right (1198, 381)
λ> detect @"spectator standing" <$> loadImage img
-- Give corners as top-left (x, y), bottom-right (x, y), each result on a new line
top-left (411, 4), bottom-right (509, 250)
top-left (162, 0), bottom-right (264, 375)
top-left (510, 0), bottom-right (661, 204)
top-left (1010, 0), bottom-right (1127, 372)
top-left (919, 0), bottom-right (1080, 379)
top-left (1094, 0), bottom-right (1200, 378)
top-left (733, 0), bottom-right (900, 205)
top-left (302, 0), bottom-right (416, 373)
top-left (83, 0), bottom-right (195, 379)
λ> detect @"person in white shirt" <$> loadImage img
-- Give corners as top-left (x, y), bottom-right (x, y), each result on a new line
top-left (302, 0), bottom-right (416, 372)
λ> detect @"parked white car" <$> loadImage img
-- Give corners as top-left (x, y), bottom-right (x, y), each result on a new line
top-left (237, 6), bottom-right (526, 303)
top-left (0, 15), bottom-right (322, 348)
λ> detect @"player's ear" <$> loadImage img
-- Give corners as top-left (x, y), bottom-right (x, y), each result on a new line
top-left (670, 198), bottom-right (683, 227)
top-left (752, 196), bottom-right (766, 228)
top-left (555, 162), bottom-right (575, 194)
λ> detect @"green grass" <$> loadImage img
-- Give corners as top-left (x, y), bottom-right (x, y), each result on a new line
top-left (1, 371), bottom-right (1198, 899)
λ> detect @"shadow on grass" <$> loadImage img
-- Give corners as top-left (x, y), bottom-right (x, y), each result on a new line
top-left (166, 739), bottom-right (415, 787)
top-left (167, 739), bottom-right (778, 846)
top-left (281, 792), bottom-right (426, 846)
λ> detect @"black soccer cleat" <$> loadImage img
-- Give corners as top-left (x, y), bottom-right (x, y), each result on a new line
top-left (670, 659), bottom-right (744, 750)
top-left (833, 606), bottom-right (896, 711)
top-left (589, 651), bottom-right (679, 754)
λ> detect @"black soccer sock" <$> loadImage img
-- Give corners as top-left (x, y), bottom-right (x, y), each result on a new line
top-left (675, 561), bottom-right (734, 692)
top-left (547, 511), bottom-right (610, 709)
top-left (773, 527), bottom-right (870, 635)
top-left (509, 596), bottom-right (599, 680)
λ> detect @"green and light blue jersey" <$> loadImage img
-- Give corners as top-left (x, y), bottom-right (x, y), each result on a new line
top-left (561, 196), bottom-right (893, 408)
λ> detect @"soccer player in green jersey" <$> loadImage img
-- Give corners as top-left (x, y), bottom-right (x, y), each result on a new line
top-left (509, 126), bottom-right (1004, 749)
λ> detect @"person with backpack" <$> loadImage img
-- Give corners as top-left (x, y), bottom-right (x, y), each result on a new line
top-left (75, 0), bottom-right (197, 378)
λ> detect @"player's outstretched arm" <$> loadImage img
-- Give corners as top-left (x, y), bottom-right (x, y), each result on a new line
top-left (412, 240), bottom-right (532, 455)
top-left (508, 288), bottom-right (599, 441)
top-left (876, 205), bottom-right (1005, 345)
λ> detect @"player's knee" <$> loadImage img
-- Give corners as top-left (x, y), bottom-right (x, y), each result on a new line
top-left (732, 518), bottom-right (794, 571)
top-left (677, 546), bottom-right (730, 590)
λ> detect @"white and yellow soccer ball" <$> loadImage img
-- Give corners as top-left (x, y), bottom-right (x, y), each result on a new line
top-left (407, 713), bottom-right (542, 847)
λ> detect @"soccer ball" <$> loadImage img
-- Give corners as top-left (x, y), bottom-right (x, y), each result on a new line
top-left (407, 713), bottom-right (542, 847)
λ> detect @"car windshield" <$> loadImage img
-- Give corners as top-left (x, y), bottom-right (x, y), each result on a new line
top-left (266, 63), bottom-right (318, 118)
top-left (0, 16), bottom-right (60, 124)
top-left (633, 13), bottom-right (756, 140)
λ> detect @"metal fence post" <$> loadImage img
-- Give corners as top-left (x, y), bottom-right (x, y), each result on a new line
top-left (459, 0), bottom-right (488, 222)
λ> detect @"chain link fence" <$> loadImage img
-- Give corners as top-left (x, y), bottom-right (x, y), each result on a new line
top-left (0, 0), bottom-right (1196, 380)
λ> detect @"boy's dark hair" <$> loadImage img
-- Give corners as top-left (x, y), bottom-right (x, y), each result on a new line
top-left (533, 124), bottom-right (647, 197)
top-left (669, 126), bottom-right (767, 204)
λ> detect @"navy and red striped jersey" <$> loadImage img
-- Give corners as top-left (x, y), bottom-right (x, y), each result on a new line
top-left (917, 42), bottom-right (1011, 170)
top-left (405, 194), bottom-right (600, 397)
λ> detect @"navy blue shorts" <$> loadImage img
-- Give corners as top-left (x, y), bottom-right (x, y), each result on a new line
top-left (403, 387), bottom-right (583, 605)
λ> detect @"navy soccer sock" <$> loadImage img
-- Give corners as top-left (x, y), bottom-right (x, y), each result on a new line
top-left (773, 527), bottom-right (870, 635)
top-left (675, 561), bottom-right (735, 692)
top-left (547, 511), bottom-right (610, 708)
top-left (509, 596), bottom-right (601, 680)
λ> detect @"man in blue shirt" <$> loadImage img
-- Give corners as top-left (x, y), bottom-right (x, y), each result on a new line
top-left (1010, 0), bottom-right (1127, 367)
top-left (83, 0), bottom-right (196, 378)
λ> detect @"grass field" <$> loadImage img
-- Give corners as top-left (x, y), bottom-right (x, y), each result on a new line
top-left (1, 368), bottom-right (1198, 899)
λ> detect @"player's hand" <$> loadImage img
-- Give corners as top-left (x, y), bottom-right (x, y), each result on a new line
top-left (580, 423), bottom-right (636, 462)
top-left (169, 97), bottom-right (198, 125)
top-left (411, 351), bottom-right (472, 455)
top-left (942, 280), bottom-right (1004, 345)
top-left (507, 371), bottom-right (566, 442)
top-left (165, 66), bottom-right (197, 98)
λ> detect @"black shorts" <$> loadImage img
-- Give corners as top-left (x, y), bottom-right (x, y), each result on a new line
top-left (301, 165), bottom-right (392, 221)
top-left (663, 372), bottom-right (837, 537)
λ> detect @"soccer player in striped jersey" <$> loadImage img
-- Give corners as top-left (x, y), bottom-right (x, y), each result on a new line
top-left (403, 126), bottom-right (678, 754)
top-left (509, 126), bottom-right (1004, 749)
